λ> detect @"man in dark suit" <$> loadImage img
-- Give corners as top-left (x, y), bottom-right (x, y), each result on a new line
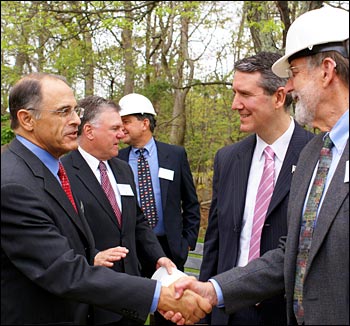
top-left (172, 6), bottom-right (349, 326)
top-left (199, 51), bottom-right (314, 325)
top-left (118, 93), bottom-right (201, 324)
top-left (62, 95), bottom-right (176, 325)
top-left (1, 72), bottom-right (212, 325)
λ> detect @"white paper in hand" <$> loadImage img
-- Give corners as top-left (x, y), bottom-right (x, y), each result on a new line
top-left (151, 266), bottom-right (187, 286)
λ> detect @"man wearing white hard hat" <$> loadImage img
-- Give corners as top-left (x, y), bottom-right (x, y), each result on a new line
top-left (118, 93), bottom-right (201, 324)
top-left (170, 6), bottom-right (349, 325)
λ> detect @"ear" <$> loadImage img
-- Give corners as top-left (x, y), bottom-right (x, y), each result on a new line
top-left (142, 118), bottom-right (150, 130)
top-left (83, 123), bottom-right (94, 140)
top-left (17, 109), bottom-right (35, 131)
top-left (274, 87), bottom-right (286, 110)
top-left (321, 57), bottom-right (337, 86)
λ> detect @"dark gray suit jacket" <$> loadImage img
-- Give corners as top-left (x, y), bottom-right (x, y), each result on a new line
top-left (119, 140), bottom-right (200, 270)
top-left (212, 135), bottom-right (349, 325)
top-left (200, 122), bottom-right (314, 324)
top-left (1, 139), bottom-right (157, 325)
top-left (62, 150), bottom-right (165, 324)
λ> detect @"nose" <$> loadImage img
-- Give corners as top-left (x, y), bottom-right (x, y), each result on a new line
top-left (231, 94), bottom-right (242, 111)
top-left (69, 112), bottom-right (81, 126)
top-left (117, 129), bottom-right (125, 139)
top-left (284, 79), bottom-right (294, 94)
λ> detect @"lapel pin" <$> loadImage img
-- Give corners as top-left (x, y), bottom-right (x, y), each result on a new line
top-left (291, 165), bottom-right (296, 174)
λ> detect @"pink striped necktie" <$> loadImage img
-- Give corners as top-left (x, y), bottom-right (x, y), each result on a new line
top-left (248, 146), bottom-right (275, 262)
top-left (99, 161), bottom-right (122, 227)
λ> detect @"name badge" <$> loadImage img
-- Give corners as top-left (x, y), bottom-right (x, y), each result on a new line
top-left (117, 184), bottom-right (134, 196)
top-left (345, 160), bottom-right (349, 183)
top-left (158, 167), bottom-right (174, 181)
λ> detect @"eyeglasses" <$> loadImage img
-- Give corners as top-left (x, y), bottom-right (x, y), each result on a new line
top-left (28, 107), bottom-right (85, 119)
top-left (285, 64), bottom-right (308, 78)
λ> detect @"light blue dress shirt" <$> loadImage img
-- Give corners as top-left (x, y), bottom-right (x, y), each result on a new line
top-left (128, 137), bottom-right (165, 236)
top-left (16, 135), bottom-right (60, 181)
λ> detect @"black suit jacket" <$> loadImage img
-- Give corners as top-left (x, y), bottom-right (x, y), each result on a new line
top-left (1, 139), bottom-right (157, 325)
top-left (61, 150), bottom-right (166, 324)
top-left (199, 122), bottom-right (313, 325)
top-left (119, 140), bottom-right (200, 269)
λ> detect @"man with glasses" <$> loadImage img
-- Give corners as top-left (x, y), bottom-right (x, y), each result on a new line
top-left (1, 72), bottom-right (211, 325)
top-left (172, 6), bottom-right (349, 325)
top-left (198, 51), bottom-right (313, 325)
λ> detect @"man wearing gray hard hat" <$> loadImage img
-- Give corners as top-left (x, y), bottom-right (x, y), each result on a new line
top-left (171, 6), bottom-right (349, 325)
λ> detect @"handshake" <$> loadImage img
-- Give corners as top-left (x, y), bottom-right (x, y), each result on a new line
top-left (155, 268), bottom-right (217, 325)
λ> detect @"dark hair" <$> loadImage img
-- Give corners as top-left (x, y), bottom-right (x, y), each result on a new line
top-left (234, 52), bottom-right (293, 109)
top-left (132, 113), bottom-right (157, 133)
top-left (8, 72), bottom-right (68, 129)
top-left (78, 95), bottom-right (121, 135)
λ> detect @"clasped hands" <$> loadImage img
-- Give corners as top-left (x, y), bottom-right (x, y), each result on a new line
top-left (158, 276), bottom-right (217, 325)
top-left (94, 247), bottom-right (214, 324)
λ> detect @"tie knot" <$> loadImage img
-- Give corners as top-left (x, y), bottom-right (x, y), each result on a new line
top-left (58, 161), bottom-right (65, 177)
top-left (323, 134), bottom-right (333, 150)
top-left (264, 146), bottom-right (274, 160)
top-left (138, 148), bottom-right (146, 156)
top-left (99, 161), bottom-right (107, 172)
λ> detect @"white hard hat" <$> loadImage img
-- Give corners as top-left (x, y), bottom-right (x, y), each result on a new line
top-left (118, 93), bottom-right (157, 117)
top-left (272, 6), bottom-right (349, 78)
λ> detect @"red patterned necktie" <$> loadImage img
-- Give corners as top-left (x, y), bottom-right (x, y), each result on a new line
top-left (98, 161), bottom-right (122, 226)
top-left (58, 162), bottom-right (78, 213)
top-left (137, 148), bottom-right (158, 228)
top-left (293, 135), bottom-right (333, 324)
top-left (248, 146), bottom-right (275, 262)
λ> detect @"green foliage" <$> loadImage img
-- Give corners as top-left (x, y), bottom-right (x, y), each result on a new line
top-left (1, 114), bottom-right (15, 145)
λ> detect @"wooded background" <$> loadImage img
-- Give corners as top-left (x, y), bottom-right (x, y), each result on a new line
top-left (1, 1), bottom-right (348, 210)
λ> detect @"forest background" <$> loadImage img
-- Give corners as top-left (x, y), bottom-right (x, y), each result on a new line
top-left (1, 1), bottom-right (349, 237)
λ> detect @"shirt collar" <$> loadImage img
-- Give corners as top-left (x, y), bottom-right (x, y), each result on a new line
top-left (78, 146), bottom-right (103, 172)
top-left (328, 109), bottom-right (349, 155)
top-left (255, 117), bottom-right (295, 162)
top-left (132, 137), bottom-right (156, 157)
top-left (16, 135), bottom-right (59, 175)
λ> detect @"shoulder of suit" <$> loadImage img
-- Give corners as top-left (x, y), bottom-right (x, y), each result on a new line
top-left (155, 140), bottom-right (184, 153)
top-left (217, 134), bottom-right (255, 155)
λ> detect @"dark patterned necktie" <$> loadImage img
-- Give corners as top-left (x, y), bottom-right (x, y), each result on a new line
top-left (137, 148), bottom-right (158, 228)
top-left (293, 135), bottom-right (333, 324)
top-left (98, 161), bottom-right (122, 226)
top-left (58, 161), bottom-right (78, 213)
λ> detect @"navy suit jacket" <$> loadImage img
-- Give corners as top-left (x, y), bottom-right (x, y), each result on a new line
top-left (61, 150), bottom-right (165, 324)
top-left (119, 140), bottom-right (200, 269)
top-left (1, 139), bottom-right (157, 325)
top-left (199, 122), bottom-right (313, 324)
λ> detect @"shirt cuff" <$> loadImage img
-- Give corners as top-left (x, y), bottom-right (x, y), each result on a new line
top-left (150, 280), bottom-right (162, 313)
top-left (209, 278), bottom-right (224, 307)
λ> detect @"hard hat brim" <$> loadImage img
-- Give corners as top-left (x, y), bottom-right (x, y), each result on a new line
top-left (272, 55), bottom-right (291, 78)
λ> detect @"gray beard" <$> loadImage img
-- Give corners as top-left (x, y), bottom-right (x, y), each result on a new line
top-left (294, 101), bottom-right (315, 127)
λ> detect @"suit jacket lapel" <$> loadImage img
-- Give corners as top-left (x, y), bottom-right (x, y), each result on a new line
top-left (71, 151), bottom-right (121, 230)
top-left (156, 141), bottom-right (170, 211)
top-left (307, 140), bottom-right (349, 270)
top-left (12, 139), bottom-right (90, 238)
top-left (268, 123), bottom-right (310, 216)
top-left (230, 137), bottom-right (255, 227)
